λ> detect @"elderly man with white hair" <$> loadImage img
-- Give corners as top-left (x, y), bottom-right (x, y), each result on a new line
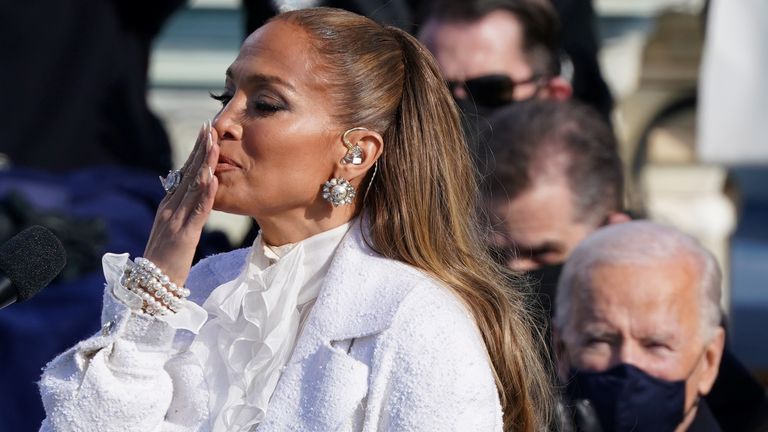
top-left (553, 221), bottom-right (726, 432)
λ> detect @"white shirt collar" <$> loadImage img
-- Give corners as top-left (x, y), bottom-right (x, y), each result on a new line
top-left (190, 219), bottom-right (354, 431)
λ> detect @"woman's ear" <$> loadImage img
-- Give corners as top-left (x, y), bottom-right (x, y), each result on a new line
top-left (332, 127), bottom-right (384, 184)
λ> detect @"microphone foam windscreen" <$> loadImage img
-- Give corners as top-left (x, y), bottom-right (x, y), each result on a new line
top-left (0, 225), bottom-right (67, 302)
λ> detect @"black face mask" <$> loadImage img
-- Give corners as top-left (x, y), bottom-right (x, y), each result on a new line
top-left (523, 263), bottom-right (564, 318)
top-left (566, 363), bottom-right (688, 432)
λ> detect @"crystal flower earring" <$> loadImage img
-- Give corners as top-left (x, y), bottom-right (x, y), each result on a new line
top-left (322, 177), bottom-right (356, 207)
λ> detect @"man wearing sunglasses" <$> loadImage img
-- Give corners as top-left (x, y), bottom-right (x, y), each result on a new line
top-left (419, 0), bottom-right (573, 113)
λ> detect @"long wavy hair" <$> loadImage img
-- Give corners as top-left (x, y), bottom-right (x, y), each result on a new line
top-left (276, 8), bottom-right (554, 431)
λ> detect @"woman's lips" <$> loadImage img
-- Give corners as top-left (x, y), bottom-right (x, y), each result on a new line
top-left (216, 155), bottom-right (240, 172)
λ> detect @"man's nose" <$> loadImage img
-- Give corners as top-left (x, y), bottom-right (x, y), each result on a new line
top-left (614, 341), bottom-right (638, 367)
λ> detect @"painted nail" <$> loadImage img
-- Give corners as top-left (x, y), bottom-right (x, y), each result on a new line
top-left (207, 121), bottom-right (213, 150)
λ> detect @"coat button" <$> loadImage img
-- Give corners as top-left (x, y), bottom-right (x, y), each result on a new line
top-left (101, 320), bottom-right (116, 336)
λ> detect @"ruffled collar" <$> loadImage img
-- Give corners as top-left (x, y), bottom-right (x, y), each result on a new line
top-left (189, 221), bottom-right (353, 431)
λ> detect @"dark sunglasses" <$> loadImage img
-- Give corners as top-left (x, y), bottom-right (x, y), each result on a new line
top-left (447, 73), bottom-right (543, 108)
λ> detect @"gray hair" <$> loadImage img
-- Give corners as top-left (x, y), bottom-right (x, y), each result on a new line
top-left (554, 220), bottom-right (722, 341)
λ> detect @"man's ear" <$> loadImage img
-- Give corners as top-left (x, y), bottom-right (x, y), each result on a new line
top-left (332, 128), bottom-right (384, 185)
top-left (606, 212), bottom-right (631, 225)
top-left (697, 327), bottom-right (725, 396)
top-left (544, 76), bottom-right (572, 101)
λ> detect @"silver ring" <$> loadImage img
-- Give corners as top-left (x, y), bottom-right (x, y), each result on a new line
top-left (159, 169), bottom-right (182, 194)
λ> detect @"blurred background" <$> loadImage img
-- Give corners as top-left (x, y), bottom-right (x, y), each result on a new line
top-left (0, 0), bottom-right (765, 430)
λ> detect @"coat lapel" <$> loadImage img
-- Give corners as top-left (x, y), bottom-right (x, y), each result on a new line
top-left (288, 220), bottom-right (418, 361)
top-left (259, 221), bottom-right (424, 431)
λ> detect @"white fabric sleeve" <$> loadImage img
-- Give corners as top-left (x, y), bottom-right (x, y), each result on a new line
top-left (38, 253), bottom-right (210, 432)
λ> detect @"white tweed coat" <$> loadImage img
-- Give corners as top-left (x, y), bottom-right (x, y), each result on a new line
top-left (39, 224), bottom-right (503, 431)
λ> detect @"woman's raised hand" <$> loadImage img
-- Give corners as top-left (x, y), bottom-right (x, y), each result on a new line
top-left (143, 121), bottom-right (220, 287)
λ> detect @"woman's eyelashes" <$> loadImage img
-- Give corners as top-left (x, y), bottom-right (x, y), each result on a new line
top-left (252, 98), bottom-right (284, 115)
top-left (210, 91), bottom-right (232, 106)
top-left (209, 90), bottom-right (286, 117)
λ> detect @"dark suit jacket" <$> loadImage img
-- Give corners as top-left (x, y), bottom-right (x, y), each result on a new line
top-left (689, 401), bottom-right (723, 432)
top-left (244, 0), bottom-right (418, 33)
top-left (550, 0), bottom-right (613, 120)
top-left (0, 0), bottom-right (180, 172)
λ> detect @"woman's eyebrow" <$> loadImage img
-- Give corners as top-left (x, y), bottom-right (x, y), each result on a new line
top-left (225, 68), bottom-right (296, 92)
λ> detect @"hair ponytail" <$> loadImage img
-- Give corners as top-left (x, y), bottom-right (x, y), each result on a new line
top-left (377, 26), bottom-right (555, 432)
top-left (277, 9), bottom-right (555, 430)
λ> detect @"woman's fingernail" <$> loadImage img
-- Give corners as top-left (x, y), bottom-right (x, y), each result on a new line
top-left (207, 121), bottom-right (213, 150)
top-left (208, 166), bottom-right (214, 181)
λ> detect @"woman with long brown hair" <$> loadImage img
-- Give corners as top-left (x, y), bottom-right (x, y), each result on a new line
top-left (40, 7), bottom-right (553, 431)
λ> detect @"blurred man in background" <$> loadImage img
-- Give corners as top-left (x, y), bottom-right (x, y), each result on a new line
top-left (554, 221), bottom-right (725, 431)
top-left (481, 100), bottom-right (626, 315)
top-left (483, 101), bottom-right (768, 431)
top-left (419, 0), bottom-right (613, 117)
top-left (419, 0), bottom-right (571, 116)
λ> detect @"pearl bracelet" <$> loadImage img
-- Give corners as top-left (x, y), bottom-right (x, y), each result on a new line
top-left (121, 258), bottom-right (190, 316)
top-left (135, 258), bottom-right (191, 298)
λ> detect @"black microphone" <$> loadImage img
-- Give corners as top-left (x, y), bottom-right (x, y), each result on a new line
top-left (0, 225), bottom-right (67, 309)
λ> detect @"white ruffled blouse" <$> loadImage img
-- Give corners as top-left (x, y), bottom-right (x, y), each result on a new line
top-left (120, 221), bottom-right (351, 432)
